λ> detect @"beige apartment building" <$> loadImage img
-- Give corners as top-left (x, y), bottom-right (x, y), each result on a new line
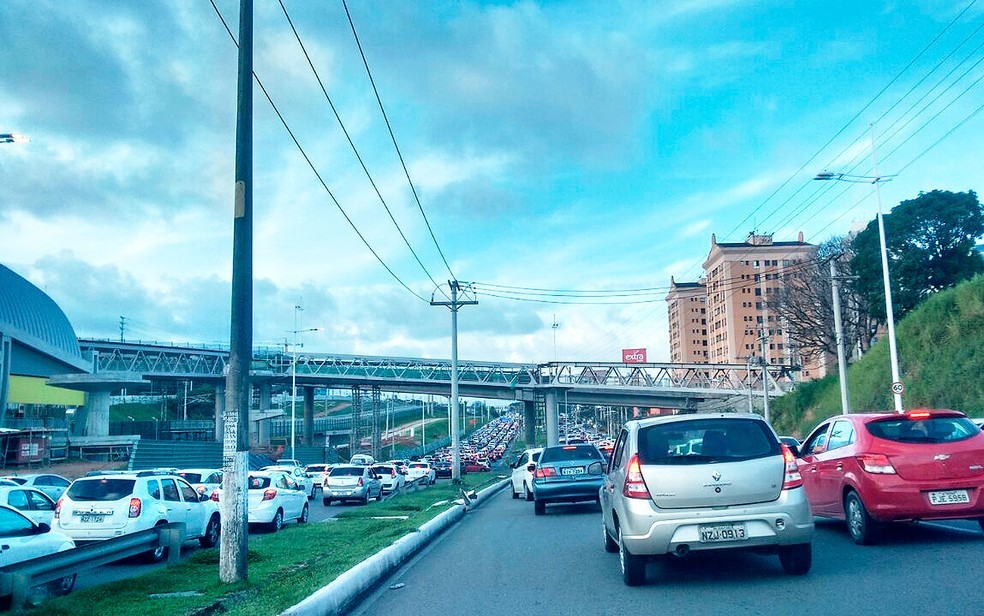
top-left (667, 232), bottom-right (827, 380)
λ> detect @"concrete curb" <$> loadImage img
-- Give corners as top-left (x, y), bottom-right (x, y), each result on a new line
top-left (281, 478), bottom-right (509, 616)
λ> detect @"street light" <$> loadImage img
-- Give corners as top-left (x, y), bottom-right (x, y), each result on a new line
top-left (814, 125), bottom-right (903, 412)
top-left (288, 304), bottom-right (320, 459)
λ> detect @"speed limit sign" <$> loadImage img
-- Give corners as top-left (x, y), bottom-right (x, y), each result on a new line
top-left (891, 381), bottom-right (905, 395)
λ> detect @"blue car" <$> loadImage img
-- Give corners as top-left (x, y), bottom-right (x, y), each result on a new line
top-left (531, 444), bottom-right (606, 515)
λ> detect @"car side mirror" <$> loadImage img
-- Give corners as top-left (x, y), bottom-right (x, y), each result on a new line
top-left (36, 522), bottom-right (51, 534)
top-left (526, 463), bottom-right (536, 472)
top-left (588, 461), bottom-right (604, 475)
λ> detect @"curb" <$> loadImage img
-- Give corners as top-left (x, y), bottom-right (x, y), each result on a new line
top-left (281, 478), bottom-right (509, 616)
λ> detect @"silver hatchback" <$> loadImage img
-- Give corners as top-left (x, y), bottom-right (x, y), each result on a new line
top-left (600, 413), bottom-right (814, 585)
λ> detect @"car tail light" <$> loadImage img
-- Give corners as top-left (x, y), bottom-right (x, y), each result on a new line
top-left (622, 454), bottom-right (651, 499)
top-left (54, 498), bottom-right (62, 519)
top-left (357, 477), bottom-right (365, 487)
top-left (129, 497), bottom-right (142, 518)
top-left (390, 469), bottom-right (396, 478)
top-left (534, 466), bottom-right (557, 479)
top-left (262, 488), bottom-right (277, 501)
top-left (858, 453), bottom-right (897, 474)
top-left (781, 444), bottom-right (803, 490)
top-left (211, 489), bottom-right (220, 502)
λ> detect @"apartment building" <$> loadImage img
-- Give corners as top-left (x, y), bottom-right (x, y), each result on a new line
top-left (667, 231), bottom-right (827, 380)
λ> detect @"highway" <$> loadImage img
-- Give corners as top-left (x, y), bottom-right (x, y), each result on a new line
top-left (351, 485), bottom-right (984, 616)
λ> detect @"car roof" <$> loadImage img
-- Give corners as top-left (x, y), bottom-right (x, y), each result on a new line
top-left (628, 412), bottom-right (767, 429)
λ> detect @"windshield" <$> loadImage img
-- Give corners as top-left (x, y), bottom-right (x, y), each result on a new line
top-left (539, 445), bottom-right (602, 463)
top-left (637, 418), bottom-right (779, 465)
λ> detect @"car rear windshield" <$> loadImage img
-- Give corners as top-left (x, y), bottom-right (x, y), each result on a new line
top-left (410, 463), bottom-right (428, 469)
top-left (248, 476), bottom-right (272, 489)
top-left (866, 416), bottom-right (980, 443)
top-left (539, 445), bottom-right (602, 463)
top-left (638, 418), bottom-right (780, 465)
top-left (330, 467), bottom-right (364, 477)
top-left (67, 478), bottom-right (136, 501)
top-left (178, 472), bottom-right (204, 483)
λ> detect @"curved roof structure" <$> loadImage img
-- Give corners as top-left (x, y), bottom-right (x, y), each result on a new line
top-left (0, 263), bottom-right (86, 369)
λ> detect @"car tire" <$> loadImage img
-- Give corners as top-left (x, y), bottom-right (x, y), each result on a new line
top-left (978, 518), bottom-right (984, 533)
top-left (376, 489), bottom-right (384, 502)
top-left (524, 483), bottom-right (534, 502)
top-left (845, 490), bottom-right (880, 545)
top-left (511, 484), bottom-right (519, 499)
top-left (199, 514), bottom-right (221, 548)
top-left (361, 492), bottom-right (370, 506)
top-left (48, 573), bottom-right (76, 596)
top-left (323, 496), bottom-right (332, 506)
top-left (268, 509), bottom-right (284, 533)
top-left (144, 522), bottom-right (169, 564)
top-left (534, 500), bottom-right (546, 516)
top-left (603, 521), bottom-right (619, 553)
top-left (298, 503), bottom-right (310, 524)
top-left (308, 486), bottom-right (316, 500)
top-left (778, 543), bottom-right (812, 575)
top-left (618, 527), bottom-right (646, 586)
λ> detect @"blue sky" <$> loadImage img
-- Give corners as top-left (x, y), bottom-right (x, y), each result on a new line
top-left (1, 0), bottom-right (982, 364)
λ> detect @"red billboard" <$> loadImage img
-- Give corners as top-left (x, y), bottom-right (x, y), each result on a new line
top-left (622, 348), bottom-right (647, 363)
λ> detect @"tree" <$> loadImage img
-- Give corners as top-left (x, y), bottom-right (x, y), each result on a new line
top-left (850, 189), bottom-right (984, 322)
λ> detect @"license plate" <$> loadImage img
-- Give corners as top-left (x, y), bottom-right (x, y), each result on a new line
top-left (561, 466), bottom-right (585, 476)
top-left (699, 523), bottom-right (747, 542)
top-left (80, 514), bottom-right (105, 523)
top-left (928, 490), bottom-right (970, 505)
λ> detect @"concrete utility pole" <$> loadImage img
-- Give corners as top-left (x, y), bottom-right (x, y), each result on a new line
top-left (220, 0), bottom-right (252, 584)
top-left (830, 260), bottom-right (853, 414)
top-left (431, 281), bottom-right (477, 484)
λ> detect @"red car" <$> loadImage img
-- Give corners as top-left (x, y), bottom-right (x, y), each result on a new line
top-left (795, 409), bottom-right (984, 544)
top-left (463, 460), bottom-right (491, 473)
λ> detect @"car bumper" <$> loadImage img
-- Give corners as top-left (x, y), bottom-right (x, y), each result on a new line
top-left (853, 475), bottom-right (984, 522)
top-left (326, 487), bottom-right (368, 501)
top-left (616, 488), bottom-right (814, 556)
top-left (533, 478), bottom-right (604, 503)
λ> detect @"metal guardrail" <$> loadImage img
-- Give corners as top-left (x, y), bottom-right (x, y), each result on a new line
top-left (0, 522), bottom-right (186, 610)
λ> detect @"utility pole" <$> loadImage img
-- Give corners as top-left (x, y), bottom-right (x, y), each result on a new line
top-left (759, 263), bottom-right (771, 424)
top-left (431, 281), bottom-right (477, 484)
top-left (119, 316), bottom-right (126, 343)
top-left (220, 0), bottom-right (252, 584)
top-left (830, 260), bottom-right (855, 414)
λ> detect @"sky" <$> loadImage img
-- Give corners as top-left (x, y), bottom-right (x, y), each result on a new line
top-left (1, 0), bottom-right (982, 365)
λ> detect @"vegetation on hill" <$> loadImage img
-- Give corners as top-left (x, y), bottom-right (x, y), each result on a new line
top-left (771, 273), bottom-right (984, 437)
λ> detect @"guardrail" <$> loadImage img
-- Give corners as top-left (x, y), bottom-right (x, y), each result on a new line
top-left (0, 522), bottom-right (186, 610)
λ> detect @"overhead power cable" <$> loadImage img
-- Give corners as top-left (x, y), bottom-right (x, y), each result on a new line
top-left (208, 0), bottom-right (428, 303)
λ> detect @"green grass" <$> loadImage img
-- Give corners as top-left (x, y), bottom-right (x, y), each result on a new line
top-left (37, 474), bottom-right (502, 616)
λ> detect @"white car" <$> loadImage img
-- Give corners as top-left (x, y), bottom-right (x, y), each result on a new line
top-left (235, 470), bottom-right (309, 531)
top-left (303, 464), bottom-right (333, 490)
top-left (0, 473), bottom-right (72, 501)
top-left (349, 454), bottom-right (376, 466)
top-left (176, 468), bottom-right (223, 497)
top-left (509, 447), bottom-right (543, 501)
top-left (405, 461), bottom-right (436, 485)
top-left (0, 485), bottom-right (57, 526)
top-left (261, 465), bottom-right (316, 499)
top-left (371, 464), bottom-right (406, 494)
top-left (55, 470), bottom-right (221, 562)
top-left (0, 505), bottom-right (76, 596)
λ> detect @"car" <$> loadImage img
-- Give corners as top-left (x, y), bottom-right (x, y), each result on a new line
top-left (371, 464), bottom-right (405, 494)
top-left (509, 447), bottom-right (543, 501)
top-left (304, 463), bottom-right (333, 489)
top-left (794, 409), bottom-right (984, 544)
top-left (432, 461), bottom-right (453, 479)
top-left (778, 436), bottom-right (801, 450)
top-left (601, 413), bottom-right (814, 586)
top-left (55, 470), bottom-right (221, 562)
top-left (213, 470), bottom-right (309, 532)
top-left (405, 461), bottom-right (436, 485)
top-left (973, 418), bottom-right (984, 431)
top-left (261, 465), bottom-right (316, 500)
top-left (0, 473), bottom-right (72, 501)
top-left (531, 444), bottom-right (605, 516)
top-left (0, 504), bottom-right (76, 596)
top-left (276, 459), bottom-right (303, 467)
top-left (349, 454), bottom-right (376, 466)
top-left (0, 485), bottom-right (57, 526)
top-left (463, 460), bottom-right (491, 473)
top-left (323, 465), bottom-right (383, 505)
top-left (176, 468), bottom-right (223, 498)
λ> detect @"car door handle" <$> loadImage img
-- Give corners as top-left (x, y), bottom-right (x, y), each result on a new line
top-left (835, 463), bottom-right (843, 471)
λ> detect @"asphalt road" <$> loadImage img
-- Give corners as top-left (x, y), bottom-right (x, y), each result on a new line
top-left (350, 487), bottom-right (984, 616)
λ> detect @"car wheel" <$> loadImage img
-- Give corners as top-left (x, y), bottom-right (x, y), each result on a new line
top-left (524, 483), bottom-right (534, 502)
top-left (511, 484), bottom-right (519, 499)
top-left (361, 492), bottom-right (370, 506)
top-left (323, 496), bottom-right (332, 506)
top-left (534, 500), bottom-right (546, 516)
top-left (145, 543), bottom-right (167, 564)
top-left (376, 489), bottom-right (384, 502)
top-left (978, 518), bottom-right (984, 533)
top-left (199, 514), bottom-right (220, 548)
top-left (268, 509), bottom-right (284, 533)
top-left (308, 486), bottom-right (316, 500)
top-left (778, 543), bottom-right (812, 575)
top-left (603, 521), bottom-right (619, 553)
top-left (48, 573), bottom-right (76, 596)
top-left (298, 503), bottom-right (310, 524)
top-left (845, 490), bottom-right (880, 545)
top-left (618, 527), bottom-right (646, 586)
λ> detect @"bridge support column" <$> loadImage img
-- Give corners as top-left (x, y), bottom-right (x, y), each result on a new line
top-left (214, 383), bottom-right (225, 442)
top-left (303, 386), bottom-right (315, 446)
top-left (83, 390), bottom-right (111, 437)
top-left (545, 390), bottom-right (559, 447)
top-left (524, 400), bottom-right (536, 445)
top-left (257, 383), bottom-right (272, 447)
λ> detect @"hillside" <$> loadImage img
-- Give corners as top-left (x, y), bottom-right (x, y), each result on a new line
top-left (770, 273), bottom-right (984, 436)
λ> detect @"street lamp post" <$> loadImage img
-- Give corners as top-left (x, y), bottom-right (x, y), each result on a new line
top-left (288, 305), bottom-right (319, 459)
top-left (815, 125), bottom-right (903, 412)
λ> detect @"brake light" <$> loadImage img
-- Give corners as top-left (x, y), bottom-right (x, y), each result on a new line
top-left (858, 453), bottom-right (897, 474)
top-left (54, 498), bottom-right (62, 519)
top-left (262, 488), bottom-right (277, 501)
top-left (357, 477), bottom-right (364, 487)
top-left (622, 454), bottom-right (651, 499)
top-left (390, 469), bottom-right (396, 478)
top-left (129, 497), bottom-right (142, 518)
top-left (781, 444), bottom-right (803, 490)
top-left (211, 489), bottom-right (219, 502)
top-left (908, 410), bottom-right (931, 419)
top-left (534, 466), bottom-right (557, 479)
